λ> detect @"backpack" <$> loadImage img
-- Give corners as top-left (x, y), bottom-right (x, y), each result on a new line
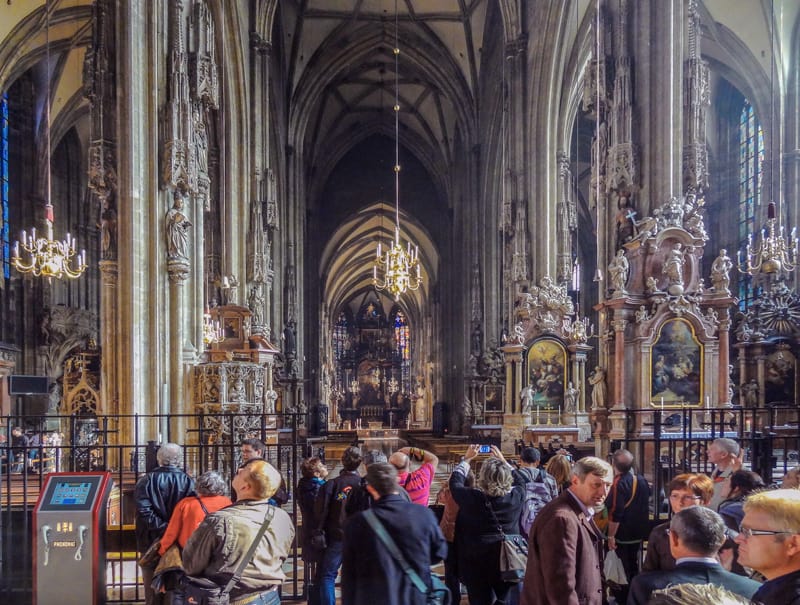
top-left (519, 468), bottom-right (554, 536)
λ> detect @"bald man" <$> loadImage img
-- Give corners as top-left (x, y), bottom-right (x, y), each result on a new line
top-left (389, 446), bottom-right (439, 506)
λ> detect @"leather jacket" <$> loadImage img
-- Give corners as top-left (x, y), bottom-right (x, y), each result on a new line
top-left (134, 465), bottom-right (195, 552)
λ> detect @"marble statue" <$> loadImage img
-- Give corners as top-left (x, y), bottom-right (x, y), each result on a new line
top-left (589, 366), bottom-right (607, 409)
top-left (564, 381), bottom-right (579, 413)
top-left (608, 249), bottom-right (629, 294)
top-left (711, 248), bottom-right (732, 294)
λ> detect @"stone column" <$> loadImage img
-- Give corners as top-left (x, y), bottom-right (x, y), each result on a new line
top-left (611, 318), bottom-right (627, 409)
top-left (717, 314), bottom-right (731, 406)
top-left (99, 261), bottom-right (118, 417)
top-left (167, 259), bottom-right (190, 437)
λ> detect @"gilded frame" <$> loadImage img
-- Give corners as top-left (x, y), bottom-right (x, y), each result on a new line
top-left (650, 318), bottom-right (703, 408)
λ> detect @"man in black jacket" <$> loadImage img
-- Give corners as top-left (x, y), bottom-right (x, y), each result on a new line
top-left (315, 446), bottom-right (363, 605)
top-left (134, 442), bottom-right (194, 605)
top-left (342, 462), bottom-right (447, 605)
top-left (605, 448), bottom-right (651, 602)
top-left (628, 506), bottom-right (760, 605)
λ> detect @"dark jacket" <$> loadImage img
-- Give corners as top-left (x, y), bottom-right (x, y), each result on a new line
top-left (449, 463), bottom-right (525, 546)
top-left (345, 476), bottom-right (412, 517)
top-left (753, 569), bottom-right (800, 605)
top-left (315, 469), bottom-right (361, 542)
top-left (605, 471), bottom-right (651, 542)
top-left (341, 493), bottom-right (447, 605)
top-left (296, 476), bottom-right (325, 558)
top-left (628, 560), bottom-right (762, 605)
top-left (521, 490), bottom-right (606, 605)
top-left (134, 465), bottom-right (195, 552)
top-left (642, 522), bottom-right (673, 572)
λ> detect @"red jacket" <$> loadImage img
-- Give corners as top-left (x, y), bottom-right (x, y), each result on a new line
top-left (159, 494), bottom-right (232, 553)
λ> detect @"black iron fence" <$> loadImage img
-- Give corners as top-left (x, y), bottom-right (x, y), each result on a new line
top-left (613, 404), bottom-right (799, 522)
top-left (0, 411), bottom-right (310, 604)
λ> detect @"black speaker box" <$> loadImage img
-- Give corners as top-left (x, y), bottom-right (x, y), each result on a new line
top-left (9, 375), bottom-right (49, 395)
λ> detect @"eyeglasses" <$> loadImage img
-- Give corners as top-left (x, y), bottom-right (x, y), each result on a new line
top-left (669, 494), bottom-right (701, 504)
top-left (738, 526), bottom-right (793, 540)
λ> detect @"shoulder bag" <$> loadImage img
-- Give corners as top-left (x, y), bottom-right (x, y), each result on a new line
top-left (485, 495), bottom-right (528, 583)
top-left (362, 509), bottom-right (451, 605)
top-left (181, 505), bottom-right (276, 605)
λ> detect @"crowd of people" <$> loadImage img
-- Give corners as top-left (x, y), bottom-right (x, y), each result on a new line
top-left (132, 437), bottom-right (800, 605)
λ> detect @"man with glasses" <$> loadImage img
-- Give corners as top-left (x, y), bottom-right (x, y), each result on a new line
top-left (628, 506), bottom-right (760, 605)
top-left (735, 489), bottom-right (800, 604)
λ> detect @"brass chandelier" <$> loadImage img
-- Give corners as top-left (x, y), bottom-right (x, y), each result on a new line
top-left (738, 2), bottom-right (798, 277)
top-left (373, 3), bottom-right (421, 301)
top-left (12, 0), bottom-right (86, 280)
top-left (738, 202), bottom-right (798, 275)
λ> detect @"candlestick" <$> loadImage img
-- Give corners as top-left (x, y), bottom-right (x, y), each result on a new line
top-left (660, 397), bottom-right (664, 412)
top-left (535, 406), bottom-right (540, 425)
top-left (706, 396), bottom-right (710, 408)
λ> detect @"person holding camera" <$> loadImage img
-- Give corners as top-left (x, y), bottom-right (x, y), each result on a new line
top-left (389, 446), bottom-right (439, 506)
top-left (449, 444), bottom-right (525, 605)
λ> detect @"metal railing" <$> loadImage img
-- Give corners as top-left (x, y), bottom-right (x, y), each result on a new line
top-left (613, 405), bottom-right (799, 522)
top-left (0, 411), bottom-right (310, 604)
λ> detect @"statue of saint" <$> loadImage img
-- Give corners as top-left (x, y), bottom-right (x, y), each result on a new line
top-left (564, 381), bottom-right (579, 413)
top-left (741, 379), bottom-right (759, 408)
top-left (608, 249), bottom-right (629, 294)
top-left (663, 243), bottom-right (685, 287)
top-left (165, 189), bottom-right (192, 260)
top-left (588, 366), bottom-right (607, 409)
top-left (711, 249), bottom-right (733, 294)
top-left (520, 382), bottom-right (535, 414)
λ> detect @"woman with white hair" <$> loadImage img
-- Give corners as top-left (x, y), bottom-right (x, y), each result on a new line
top-left (449, 445), bottom-right (525, 605)
top-left (158, 471), bottom-right (232, 555)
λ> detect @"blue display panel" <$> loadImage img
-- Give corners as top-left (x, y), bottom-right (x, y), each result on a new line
top-left (39, 475), bottom-right (103, 511)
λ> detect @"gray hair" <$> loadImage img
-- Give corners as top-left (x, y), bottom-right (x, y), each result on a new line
top-left (711, 438), bottom-right (740, 457)
top-left (478, 458), bottom-right (513, 497)
top-left (364, 449), bottom-right (388, 465)
top-left (196, 471), bottom-right (227, 497)
top-left (669, 505), bottom-right (726, 555)
top-left (572, 456), bottom-right (613, 481)
top-left (157, 443), bottom-right (183, 467)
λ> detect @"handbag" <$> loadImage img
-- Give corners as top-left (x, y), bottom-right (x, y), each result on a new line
top-left (181, 506), bottom-right (275, 605)
top-left (485, 496), bottom-right (529, 583)
top-left (138, 538), bottom-right (162, 568)
top-left (363, 509), bottom-right (451, 605)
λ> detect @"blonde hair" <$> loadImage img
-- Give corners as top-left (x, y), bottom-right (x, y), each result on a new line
top-left (478, 458), bottom-right (513, 497)
top-left (243, 459), bottom-right (282, 500)
top-left (743, 488), bottom-right (800, 534)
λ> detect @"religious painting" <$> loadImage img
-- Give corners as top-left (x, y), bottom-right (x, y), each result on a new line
top-left (483, 384), bottom-right (504, 412)
top-left (764, 344), bottom-right (797, 404)
top-left (650, 318), bottom-right (703, 407)
top-left (525, 338), bottom-right (567, 410)
top-left (222, 316), bottom-right (242, 341)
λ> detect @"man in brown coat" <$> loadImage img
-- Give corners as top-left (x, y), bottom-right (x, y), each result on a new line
top-left (521, 456), bottom-right (613, 605)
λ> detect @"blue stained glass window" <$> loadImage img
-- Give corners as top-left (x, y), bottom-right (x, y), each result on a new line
top-left (738, 100), bottom-right (763, 309)
top-left (1, 92), bottom-right (9, 279)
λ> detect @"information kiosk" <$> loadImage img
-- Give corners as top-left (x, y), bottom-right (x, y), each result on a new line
top-left (33, 472), bottom-right (114, 605)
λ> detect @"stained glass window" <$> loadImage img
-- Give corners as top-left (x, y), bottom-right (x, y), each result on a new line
top-left (738, 100), bottom-right (763, 309)
top-left (1, 92), bottom-right (9, 279)
top-left (333, 312), bottom-right (349, 360)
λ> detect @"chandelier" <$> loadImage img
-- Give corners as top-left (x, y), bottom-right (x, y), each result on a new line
top-left (373, 5), bottom-right (421, 301)
top-left (738, 202), bottom-right (798, 275)
top-left (11, 0), bottom-right (86, 280)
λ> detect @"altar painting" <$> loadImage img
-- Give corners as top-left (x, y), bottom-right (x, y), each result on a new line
top-left (765, 345), bottom-right (797, 404)
top-left (650, 318), bottom-right (702, 407)
top-left (526, 338), bottom-right (567, 409)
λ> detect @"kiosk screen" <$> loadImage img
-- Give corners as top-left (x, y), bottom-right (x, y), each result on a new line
top-left (39, 476), bottom-right (102, 511)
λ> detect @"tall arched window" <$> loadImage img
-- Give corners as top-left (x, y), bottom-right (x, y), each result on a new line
top-left (333, 312), bottom-right (349, 360)
top-left (738, 100), bottom-right (763, 309)
top-left (1, 92), bottom-right (9, 280)
top-left (394, 311), bottom-right (411, 392)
